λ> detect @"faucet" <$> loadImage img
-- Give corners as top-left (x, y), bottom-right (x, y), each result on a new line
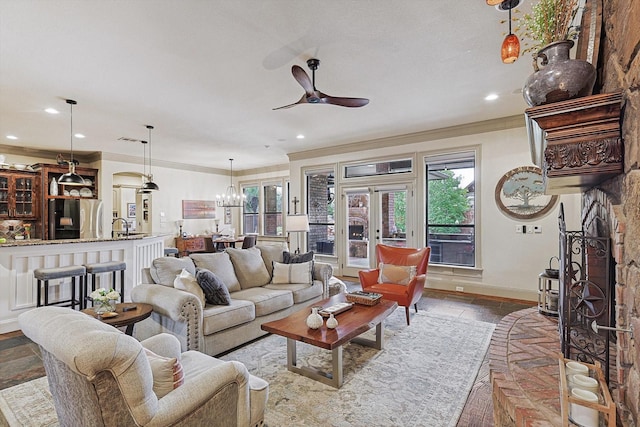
top-left (112, 218), bottom-right (129, 238)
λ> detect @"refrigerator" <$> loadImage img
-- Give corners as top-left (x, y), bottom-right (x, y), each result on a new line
top-left (49, 199), bottom-right (103, 239)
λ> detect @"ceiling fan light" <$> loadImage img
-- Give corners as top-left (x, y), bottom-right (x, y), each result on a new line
top-left (486, 0), bottom-right (503, 4)
top-left (501, 33), bottom-right (520, 63)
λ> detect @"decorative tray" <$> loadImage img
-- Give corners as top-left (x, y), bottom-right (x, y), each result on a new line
top-left (318, 302), bottom-right (354, 317)
top-left (346, 291), bottom-right (382, 306)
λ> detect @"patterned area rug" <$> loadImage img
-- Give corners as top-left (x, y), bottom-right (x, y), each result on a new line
top-left (0, 310), bottom-right (494, 427)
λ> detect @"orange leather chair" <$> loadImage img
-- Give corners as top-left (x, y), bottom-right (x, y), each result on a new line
top-left (359, 244), bottom-right (431, 325)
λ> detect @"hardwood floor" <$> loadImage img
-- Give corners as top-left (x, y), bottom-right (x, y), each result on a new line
top-left (0, 284), bottom-right (533, 426)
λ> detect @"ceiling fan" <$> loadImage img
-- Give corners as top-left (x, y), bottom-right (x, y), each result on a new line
top-left (273, 58), bottom-right (369, 110)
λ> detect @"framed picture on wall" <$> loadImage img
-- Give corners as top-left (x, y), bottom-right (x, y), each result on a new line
top-left (494, 166), bottom-right (559, 220)
top-left (127, 203), bottom-right (136, 218)
top-left (224, 207), bottom-right (232, 224)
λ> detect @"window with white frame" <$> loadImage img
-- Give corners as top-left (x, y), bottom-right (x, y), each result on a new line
top-left (242, 180), bottom-right (285, 236)
top-left (425, 151), bottom-right (476, 267)
top-left (242, 185), bottom-right (259, 234)
top-left (305, 169), bottom-right (336, 255)
top-left (263, 183), bottom-right (283, 236)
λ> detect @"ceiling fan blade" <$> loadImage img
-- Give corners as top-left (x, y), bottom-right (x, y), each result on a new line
top-left (320, 94), bottom-right (370, 108)
top-left (272, 94), bottom-right (308, 110)
top-left (291, 65), bottom-right (315, 95)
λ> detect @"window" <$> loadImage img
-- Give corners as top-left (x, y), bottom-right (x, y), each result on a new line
top-left (242, 185), bottom-right (259, 234)
top-left (344, 158), bottom-right (412, 178)
top-left (263, 183), bottom-right (282, 236)
top-left (306, 169), bottom-right (335, 255)
top-left (425, 152), bottom-right (475, 267)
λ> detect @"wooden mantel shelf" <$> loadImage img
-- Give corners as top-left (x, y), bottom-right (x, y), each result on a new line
top-left (525, 92), bottom-right (624, 194)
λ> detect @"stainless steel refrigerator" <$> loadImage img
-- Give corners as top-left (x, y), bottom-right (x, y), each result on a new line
top-left (49, 198), bottom-right (103, 239)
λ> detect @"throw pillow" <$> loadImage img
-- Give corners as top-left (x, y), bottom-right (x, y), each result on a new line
top-left (226, 247), bottom-right (271, 289)
top-left (144, 348), bottom-right (185, 398)
top-left (189, 252), bottom-right (241, 293)
top-left (150, 257), bottom-right (196, 287)
top-left (272, 261), bottom-right (313, 285)
top-left (378, 263), bottom-right (417, 285)
top-left (173, 268), bottom-right (206, 307)
top-left (195, 268), bottom-right (231, 305)
top-left (283, 250), bottom-right (314, 264)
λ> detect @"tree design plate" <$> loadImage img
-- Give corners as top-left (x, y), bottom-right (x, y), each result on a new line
top-left (495, 166), bottom-right (558, 220)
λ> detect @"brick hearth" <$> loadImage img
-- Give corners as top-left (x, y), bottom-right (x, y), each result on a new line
top-left (490, 307), bottom-right (567, 426)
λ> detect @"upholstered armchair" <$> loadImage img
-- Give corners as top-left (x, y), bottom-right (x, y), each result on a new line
top-left (359, 244), bottom-right (431, 325)
top-left (18, 307), bottom-right (268, 427)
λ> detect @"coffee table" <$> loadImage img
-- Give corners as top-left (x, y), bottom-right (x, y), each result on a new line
top-left (81, 302), bottom-right (152, 336)
top-left (261, 293), bottom-right (397, 388)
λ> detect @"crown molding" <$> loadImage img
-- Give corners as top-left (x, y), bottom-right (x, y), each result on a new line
top-left (287, 114), bottom-right (525, 162)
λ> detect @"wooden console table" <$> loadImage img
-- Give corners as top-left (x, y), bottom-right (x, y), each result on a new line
top-left (175, 236), bottom-right (208, 257)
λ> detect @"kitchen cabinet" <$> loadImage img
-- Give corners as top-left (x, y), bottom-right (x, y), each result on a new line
top-left (0, 170), bottom-right (39, 220)
top-left (32, 163), bottom-right (99, 240)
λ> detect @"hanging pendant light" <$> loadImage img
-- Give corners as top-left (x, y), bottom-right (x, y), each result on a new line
top-left (141, 125), bottom-right (159, 191)
top-left (216, 159), bottom-right (246, 207)
top-left (137, 139), bottom-right (151, 194)
top-left (58, 99), bottom-right (85, 186)
top-left (500, 0), bottom-right (520, 63)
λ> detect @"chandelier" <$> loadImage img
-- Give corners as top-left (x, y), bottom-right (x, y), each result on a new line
top-left (216, 159), bottom-right (246, 207)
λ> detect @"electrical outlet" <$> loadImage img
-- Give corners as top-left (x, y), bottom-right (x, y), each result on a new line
top-left (515, 225), bottom-right (522, 233)
top-left (455, 286), bottom-right (464, 292)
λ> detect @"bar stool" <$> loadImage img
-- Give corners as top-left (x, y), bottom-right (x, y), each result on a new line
top-left (34, 265), bottom-right (86, 310)
top-left (164, 247), bottom-right (179, 257)
top-left (83, 261), bottom-right (126, 309)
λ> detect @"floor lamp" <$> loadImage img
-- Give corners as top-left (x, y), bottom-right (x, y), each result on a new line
top-left (287, 214), bottom-right (309, 254)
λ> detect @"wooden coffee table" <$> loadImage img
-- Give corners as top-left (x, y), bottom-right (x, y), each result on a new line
top-left (261, 293), bottom-right (397, 388)
top-left (81, 302), bottom-right (153, 336)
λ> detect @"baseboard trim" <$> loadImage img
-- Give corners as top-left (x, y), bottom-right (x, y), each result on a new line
top-left (425, 276), bottom-right (537, 302)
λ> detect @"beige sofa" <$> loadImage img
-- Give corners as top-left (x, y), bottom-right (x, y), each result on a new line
top-left (19, 306), bottom-right (268, 427)
top-left (131, 243), bottom-right (332, 356)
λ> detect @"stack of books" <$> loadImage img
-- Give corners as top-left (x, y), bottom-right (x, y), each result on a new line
top-left (346, 291), bottom-right (383, 306)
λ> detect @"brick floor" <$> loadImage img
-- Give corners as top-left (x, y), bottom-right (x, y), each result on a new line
top-left (489, 307), bottom-right (569, 426)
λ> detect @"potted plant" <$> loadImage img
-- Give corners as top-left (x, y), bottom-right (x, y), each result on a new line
top-left (516, 0), bottom-right (596, 107)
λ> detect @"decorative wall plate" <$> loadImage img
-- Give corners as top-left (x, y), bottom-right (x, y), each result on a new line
top-left (495, 166), bottom-right (559, 220)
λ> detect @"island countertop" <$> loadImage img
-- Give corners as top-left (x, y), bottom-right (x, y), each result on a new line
top-left (0, 234), bottom-right (160, 247)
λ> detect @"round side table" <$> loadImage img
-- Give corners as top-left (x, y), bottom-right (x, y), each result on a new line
top-left (81, 302), bottom-right (152, 335)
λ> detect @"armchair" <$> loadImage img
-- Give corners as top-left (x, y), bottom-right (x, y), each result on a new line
top-left (18, 307), bottom-right (268, 427)
top-left (359, 244), bottom-right (431, 325)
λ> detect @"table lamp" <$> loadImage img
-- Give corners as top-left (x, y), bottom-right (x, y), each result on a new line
top-left (287, 214), bottom-right (309, 254)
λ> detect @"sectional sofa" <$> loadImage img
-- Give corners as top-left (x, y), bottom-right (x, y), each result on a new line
top-left (131, 243), bottom-right (333, 356)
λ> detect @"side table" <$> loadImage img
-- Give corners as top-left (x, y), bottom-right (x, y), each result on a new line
top-left (81, 302), bottom-right (152, 335)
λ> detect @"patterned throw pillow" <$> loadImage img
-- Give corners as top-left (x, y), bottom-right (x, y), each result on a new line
top-left (378, 263), bottom-right (417, 286)
top-left (272, 261), bottom-right (313, 285)
top-left (283, 250), bottom-right (314, 264)
top-left (173, 269), bottom-right (206, 307)
top-left (144, 348), bottom-right (184, 398)
top-left (196, 268), bottom-right (231, 305)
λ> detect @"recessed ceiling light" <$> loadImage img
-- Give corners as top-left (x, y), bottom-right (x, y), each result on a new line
top-left (484, 94), bottom-right (499, 101)
top-left (6, 135), bottom-right (18, 140)
top-left (296, 134), bottom-right (305, 139)
top-left (74, 133), bottom-right (85, 139)
top-left (44, 108), bottom-right (59, 114)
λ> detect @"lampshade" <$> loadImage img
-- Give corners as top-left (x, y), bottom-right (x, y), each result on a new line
top-left (216, 159), bottom-right (246, 207)
top-left (60, 217), bottom-right (73, 226)
top-left (58, 99), bottom-right (85, 186)
top-left (501, 33), bottom-right (520, 63)
top-left (287, 214), bottom-right (310, 232)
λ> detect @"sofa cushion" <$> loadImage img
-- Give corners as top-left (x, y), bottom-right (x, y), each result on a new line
top-left (256, 243), bottom-right (287, 277)
top-left (190, 252), bottom-right (241, 293)
top-left (272, 261), bottom-right (313, 285)
top-left (195, 268), bottom-right (231, 305)
top-left (201, 299), bottom-right (255, 335)
top-left (144, 348), bottom-right (185, 398)
top-left (150, 257), bottom-right (196, 287)
top-left (231, 288), bottom-right (293, 317)
top-left (173, 268), bottom-right (206, 307)
top-left (264, 281), bottom-right (323, 304)
top-left (226, 247), bottom-right (271, 289)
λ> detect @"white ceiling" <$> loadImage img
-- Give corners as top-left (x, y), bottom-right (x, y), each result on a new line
top-left (0, 0), bottom-right (533, 171)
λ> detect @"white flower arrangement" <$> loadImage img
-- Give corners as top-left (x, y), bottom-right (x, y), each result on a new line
top-left (90, 288), bottom-right (121, 303)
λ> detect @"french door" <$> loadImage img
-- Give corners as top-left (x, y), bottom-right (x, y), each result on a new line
top-left (341, 184), bottom-right (413, 277)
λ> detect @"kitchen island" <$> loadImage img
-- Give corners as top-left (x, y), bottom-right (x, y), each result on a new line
top-left (0, 234), bottom-right (164, 333)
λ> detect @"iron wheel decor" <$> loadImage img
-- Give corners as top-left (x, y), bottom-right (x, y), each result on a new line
top-left (494, 166), bottom-right (559, 220)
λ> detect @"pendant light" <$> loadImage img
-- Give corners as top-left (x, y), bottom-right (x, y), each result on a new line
top-left (216, 159), bottom-right (246, 207)
top-left (141, 125), bottom-right (159, 191)
top-left (137, 139), bottom-right (151, 194)
top-left (500, 0), bottom-right (520, 64)
top-left (57, 99), bottom-right (85, 186)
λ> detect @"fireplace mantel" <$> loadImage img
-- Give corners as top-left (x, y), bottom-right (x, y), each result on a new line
top-left (525, 92), bottom-right (624, 194)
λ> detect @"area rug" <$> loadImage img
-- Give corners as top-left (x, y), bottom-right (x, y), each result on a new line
top-left (0, 310), bottom-right (494, 427)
